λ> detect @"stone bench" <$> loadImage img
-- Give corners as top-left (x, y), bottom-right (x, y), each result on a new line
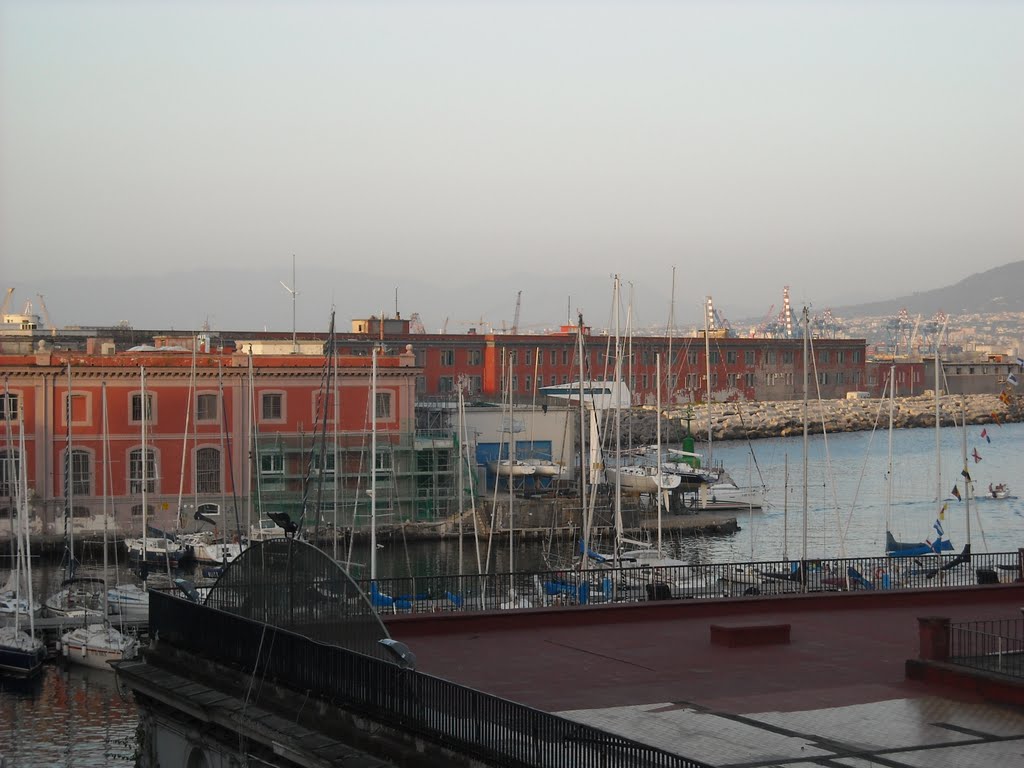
top-left (710, 622), bottom-right (791, 648)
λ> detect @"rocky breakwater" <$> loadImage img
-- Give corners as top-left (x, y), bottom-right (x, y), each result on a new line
top-left (622, 393), bottom-right (1024, 445)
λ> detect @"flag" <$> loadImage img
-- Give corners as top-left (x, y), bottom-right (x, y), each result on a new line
top-left (991, 411), bottom-right (1004, 425)
top-left (1009, 373), bottom-right (1019, 387)
top-left (961, 468), bottom-right (972, 482)
top-left (972, 448), bottom-right (982, 463)
top-left (1016, 356), bottom-right (1023, 367)
top-left (951, 484), bottom-right (962, 501)
top-left (933, 519), bottom-right (945, 539)
top-left (939, 502), bottom-right (947, 520)
top-left (981, 428), bottom-right (990, 443)
top-left (999, 391), bottom-right (1011, 405)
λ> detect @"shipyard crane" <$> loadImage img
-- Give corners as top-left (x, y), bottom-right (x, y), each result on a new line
top-left (36, 294), bottom-right (56, 336)
top-left (510, 290), bottom-right (522, 335)
top-left (1, 288), bottom-right (13, 318)
top-left (408, 313), bottom-right (426, 334)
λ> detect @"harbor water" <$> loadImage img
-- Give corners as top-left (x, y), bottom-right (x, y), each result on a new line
top-left (2, 422), bottom-right (1022, 766)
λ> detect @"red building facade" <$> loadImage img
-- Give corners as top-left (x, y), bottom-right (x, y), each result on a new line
top-left (0, 345), bottom-right (435, 537)
top-left (333, 323), bottom-right (868, 404)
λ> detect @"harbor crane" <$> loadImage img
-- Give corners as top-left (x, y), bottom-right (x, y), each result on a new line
top-left (511, 290), bottom-right (522, 335)
top-left (36, 294), bottom-right (56, 336)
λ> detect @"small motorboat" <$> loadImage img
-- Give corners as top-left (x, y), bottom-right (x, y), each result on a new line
top-left (988, 483), bottom-right (1010, 499)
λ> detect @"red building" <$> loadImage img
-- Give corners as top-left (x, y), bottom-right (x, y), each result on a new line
top-left (0, 343), bottom-right (457, 538)
top-left (334, 318), bottom-right (868, 404)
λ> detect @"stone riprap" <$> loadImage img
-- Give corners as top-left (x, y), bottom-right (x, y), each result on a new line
top-left (621, 393), bottom-right (1023, 446)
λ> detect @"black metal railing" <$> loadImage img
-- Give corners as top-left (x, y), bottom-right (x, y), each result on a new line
top-left (150, 590), bottom-right (711, 768)
top-left (949, 617), bottom-right (1024, 679)
top-left (355, 550), bottom-right (1023, 615)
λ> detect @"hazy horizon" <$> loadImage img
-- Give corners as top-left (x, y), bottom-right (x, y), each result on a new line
top-left (3, 1), bottom-right (1022, 332)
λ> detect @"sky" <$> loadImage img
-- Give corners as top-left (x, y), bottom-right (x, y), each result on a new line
top-left (1, 0), bottom-right (1022, 334)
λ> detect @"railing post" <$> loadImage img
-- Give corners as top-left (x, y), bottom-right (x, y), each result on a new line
top-left (918, 616), bottom-right (951, 661)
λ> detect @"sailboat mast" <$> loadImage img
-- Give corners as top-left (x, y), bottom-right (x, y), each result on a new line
top-left (886, 365), bottom-right (895, 535)
top-left (961, 395), bottom-right (971, 548)
top-left (101, 383), bottom-right (110, 620)
top-left (801, 307), bottom-right (809, 565)
top-left (613, 276), bottom-right (623, 561)
top-left (934, 320), bottom-right (947, 503)
top-left (370, 345), bottom-right (378, 583)
top-left (665, 267), bottom-right (675, 405)
top-left (704, 297), bottom-right (713, 465)
top-left (18, 413), bottom-right (35, 638)
top-left (577, 315), bottom-right (590, 573)
top-left (655, 353), bottom-right (662, 556)
top-left (66, 362), bottom-right (74, 576)
top-left (141, 366), bottom-right (148, 568)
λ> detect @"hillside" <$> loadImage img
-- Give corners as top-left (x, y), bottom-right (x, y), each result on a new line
top-left (833, 260), bottom-right (1024, 317)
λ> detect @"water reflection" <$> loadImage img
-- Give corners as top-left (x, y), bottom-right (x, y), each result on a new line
top-left (0, 664), bottom-right (137, 767)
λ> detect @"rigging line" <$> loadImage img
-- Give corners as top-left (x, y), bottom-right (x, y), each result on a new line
top-left (836, 385), bottom-right (888, 554)
top-left (345, 354), bottom-right (378, 575)
top-left (218, 363), bottom-right (243, 540)
top-left (298, 312), bottom-right (335, 535)
top-left (807, 330), bottom-right (842, 557)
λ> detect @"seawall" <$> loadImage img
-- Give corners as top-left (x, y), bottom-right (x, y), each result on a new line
top-left (625, 392), bottom-right (1023, 445)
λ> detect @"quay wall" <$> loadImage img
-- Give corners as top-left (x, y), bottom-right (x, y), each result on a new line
top-left (627, 392), bottom-right (1024, 445)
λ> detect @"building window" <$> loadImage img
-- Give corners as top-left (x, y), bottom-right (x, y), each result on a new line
top-left (765, 350), bottom-right (776, 364)
top-left (688, 351), bottom-right (697, 365)
top-left (745, 373), bottom-right (755, 387)
top-left (726, 350), bottom-right (737, 364)
top-left (0, 450), bottom-right (20, 497)
top-left (711, 373), bottom-right (718, 387)
top-left (197, 502), bottom-right (220, 517)
top-left (508, 350), bottom-right (517, 365)
top-left (561, 375), bottom-right (568, 384)
top-left (853, 350), bottom-right (862, 363)
top-left (818, 350), bottom-right (829, 364)
top-left (0, 393), bottom-right (18, 420)
top-left (783, 351), bottom-right (793, 364)
top-left (524, 375), bottom-right (532, 394)
top-left (710, 351), bottom-right (720, 364)
top-left (468, 349), bottom-right (482, 366)
top-left (525, 350), bottom-right (532, 365)
top-left (129, 448), bottom-right (156, 494)
top-left (416, 376), bottom-right (426, 394)
top-left (819, 372), bottom-right (830, 385)
top-left (440, 349), bottom-right (455, 366)
top-left (131, 392), bottom-right (154, 423)
top-left (131, 504), bottom-right (154, 518)
top-left (562, 350), bottom-right (569, 365)
top-left (312, 452), bottom-right (335, 475)
top-left (260, 453), bottom-right (284, 478)
top-left (836, 372), bottom-right (845, 385)
top-left (261, 392), bottom-right (283, 421)
top-left (837, 350), bottom-right (845, 363)
top-left (686, 373), bottom-right (697, 389)
top-left (196, 393), bottom-right (219, 422)
top-left (511, 376), bottom-right (518, 392)
top-left (375, 451), bottom-right (392, 472)
top-left (744, 350), bottom-right (755, 365)
top-left (550, 350), bottom-right (557, 365)
top-left (196, 447), bottom-right (221, 494)
top-left (65, 449), bottom-right (92, 496)
top-left (375, 392), bottom-right (392, 418)
top-left (727, 373), bottom-right (737, 387)
top-left (439, 376), bottom-right (454, 393)
top-left (642, 374), bottom-right (648, 389)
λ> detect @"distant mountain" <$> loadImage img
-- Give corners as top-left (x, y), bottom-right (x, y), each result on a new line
top-left (832, 261), bottom-right (1024, 318)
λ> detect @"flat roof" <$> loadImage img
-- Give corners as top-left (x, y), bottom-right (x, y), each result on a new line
top-left (387, 585), bottom-right (1024, 767)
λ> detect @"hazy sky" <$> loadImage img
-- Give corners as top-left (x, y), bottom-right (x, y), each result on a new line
top-left (2, 0), bottom-right (1022, 332)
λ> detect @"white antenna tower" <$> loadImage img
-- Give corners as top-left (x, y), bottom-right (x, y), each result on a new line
top-left (279, 254), bottom-right (299, 354)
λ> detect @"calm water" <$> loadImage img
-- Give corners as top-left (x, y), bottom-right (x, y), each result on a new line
top-left (2, 422), bottom-right (1022, 765)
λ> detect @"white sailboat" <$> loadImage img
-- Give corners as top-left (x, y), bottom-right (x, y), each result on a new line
top-left (0, 404), bottom-right (45, 679)
top-left (60, 384), bottom-right (140, 670)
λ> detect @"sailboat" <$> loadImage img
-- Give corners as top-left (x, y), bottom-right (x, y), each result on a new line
top-left (883, 362), bottom-right (954, 557)
top-left (45, 363), bottom-right (107, 621)
top-left (60, 384), bottom-right (140, 670)
top-left (0, 407), bottom-right (46, 678)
